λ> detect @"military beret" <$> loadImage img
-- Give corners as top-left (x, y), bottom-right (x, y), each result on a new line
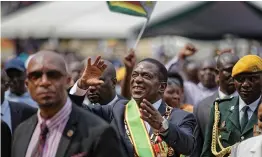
top-left (232, 55), bottom-right (262, 77)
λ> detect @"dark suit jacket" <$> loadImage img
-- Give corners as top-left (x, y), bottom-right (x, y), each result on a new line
top-left (201, 96), bottom-right (260, 157)
top-left (194, 91), bottom-right (219, 138)
top-left (9, 101), bottom-right (37, 132)
top-left (11, 104), bottom-right (126, 157)
top-left (80, 99), bottom-right (197, 157)
top-left (1, 120), bottom-right (12, 157)
top-left (193, 92), bottom-right (218, 157)
top-left (67, 88), bottom-right (86, 106)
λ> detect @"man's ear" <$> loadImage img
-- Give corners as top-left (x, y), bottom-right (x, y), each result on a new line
top-left (159, 82), bottom-right (167, 94)
top-left (25, 79), bottom-right (29, 87)
top-left (112, 78), bottom-right (117, 88)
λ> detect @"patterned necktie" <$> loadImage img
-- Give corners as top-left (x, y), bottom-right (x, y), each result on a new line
top-left (240, 106), bottom-right (249, 132)
top-left (32, 122), bottom-right (49, 157)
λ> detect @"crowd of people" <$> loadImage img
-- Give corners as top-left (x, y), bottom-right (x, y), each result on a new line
top-left (1, 44), bottom-right (262, 157)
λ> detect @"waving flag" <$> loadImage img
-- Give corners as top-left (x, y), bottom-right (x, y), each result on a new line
top-left (107, 1), bottom-right (157, 19)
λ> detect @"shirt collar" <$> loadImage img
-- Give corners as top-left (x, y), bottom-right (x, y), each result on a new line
top-left (152, 99), bottom-right (162, 110)
top-left (1, 99), bottom-right (9, 115)
top-left (37, 97), bottom-right (72, 130)
top-left (107, 95), bottom-right (118, 106)
top-left (6, 89), bottom-right (30, 98)
top-left (218, 87), bottom-right (238, 99)
top-left (239, 96), bottom-right (261, 113)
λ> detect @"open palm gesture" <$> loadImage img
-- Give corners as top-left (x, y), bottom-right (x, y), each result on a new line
top-left (78, 56), bottom-right (107, 89)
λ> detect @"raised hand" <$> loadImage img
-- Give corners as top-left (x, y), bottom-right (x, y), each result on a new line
top-left (77, 56), bottom-right (107, 90)
top-left (179, 43), bottom-right (197, 59)
top-left (123, 49), bottom-right (136, 72)
top-left (139, 99), bottom-right (164, 130)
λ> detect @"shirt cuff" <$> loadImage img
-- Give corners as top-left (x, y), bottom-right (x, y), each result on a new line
top-left (159, 129), bottom-right (169, 137)
top-left (69, 81), bottom-right (87, 96)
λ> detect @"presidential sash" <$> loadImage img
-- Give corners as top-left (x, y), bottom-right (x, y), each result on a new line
top-left (125, 99), bottom-right (155, 157)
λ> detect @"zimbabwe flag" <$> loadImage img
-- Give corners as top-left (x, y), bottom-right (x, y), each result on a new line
top-left (107, 1), bottom-right (157, 18)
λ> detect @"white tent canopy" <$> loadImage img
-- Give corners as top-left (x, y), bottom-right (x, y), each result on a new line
top-left (1, 1), bottom-right (203, 39)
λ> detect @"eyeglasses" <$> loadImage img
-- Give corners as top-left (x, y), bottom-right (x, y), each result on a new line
top-left (27, 70), bottom-right (65, 82)
top-left (234, 74), bottom-right (260, 83)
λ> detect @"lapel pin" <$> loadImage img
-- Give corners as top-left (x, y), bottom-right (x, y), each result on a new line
top-left (67, 130), bottom-right (74, 137)
top-left (230, 106), bottom-right (235, 111)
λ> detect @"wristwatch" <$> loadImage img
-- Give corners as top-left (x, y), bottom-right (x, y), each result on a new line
top-left (159, 118), bottom-right (169, 133)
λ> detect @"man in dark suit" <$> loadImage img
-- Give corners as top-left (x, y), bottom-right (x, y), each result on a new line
top-left (1, 70), bottom-right (36, 133)
top-left (193, 53), bottom-right (239, 156)
top-left (201, 55), bottom-right (262, 157)
top-left (194, 53), bottom-right (239, 138)
top-left (11, 51), bottom-right (125, 157)
top-left (70, 59), bottom-right (125, 107)
top-left (70, 53), bottom-right (197, 157)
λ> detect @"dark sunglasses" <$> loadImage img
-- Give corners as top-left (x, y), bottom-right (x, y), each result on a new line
top-left (27, 70), bottom-right (65, 81)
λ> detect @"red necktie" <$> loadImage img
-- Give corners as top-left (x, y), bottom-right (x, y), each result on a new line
top-left (32, 122), bottom-right (49, 157)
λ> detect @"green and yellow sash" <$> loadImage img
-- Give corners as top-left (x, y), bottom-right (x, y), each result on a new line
top-left (125, 99), bottom-right (155, 157)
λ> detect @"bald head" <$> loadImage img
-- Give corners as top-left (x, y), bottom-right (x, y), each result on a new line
top-left (216, 53), bottom-right (239, 95)
top-left (217, 52), bottom-right (239, 70)
top-left (102, 60), bottom-right (116, 79)
top-left (69, 61), bottom-right (83, 82)
top-left (25, 50), bottom-right (71, 112)
top-left (201, 59), bottom-right (216, 70)
top-left (28, 51), bottom-right (68, 75)
top-left (199, 58), bottom-right (218, 89)
top-left (184, 61), bottom-right (199, 84)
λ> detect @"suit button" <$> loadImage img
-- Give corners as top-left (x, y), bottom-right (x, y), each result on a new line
top-left (241, 136), bottom-right (244, 140)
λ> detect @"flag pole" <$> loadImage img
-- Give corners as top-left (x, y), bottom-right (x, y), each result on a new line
top-left (133, 19), bottom-right (149, 50)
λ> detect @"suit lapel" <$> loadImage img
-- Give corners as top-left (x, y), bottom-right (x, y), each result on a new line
top-left (112, 102), bottom-right (134, 157)
top-left (158, 102), bottom-right (167, 116)
top-left (20, 115), bottom-right (38, 157)
top-left (9, 102), bottom-right (22, 131)
top-left (228, 98), bottom-right (241, 130)
top-left (55, 105), bottom-right (78, 157)
top-left (149, 102), bottom-right (166, 135)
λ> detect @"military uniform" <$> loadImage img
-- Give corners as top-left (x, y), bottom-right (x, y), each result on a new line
top-left (201, 96), bottom-right (260, 157)
top-left (201, 54), bottom-right (262, 157)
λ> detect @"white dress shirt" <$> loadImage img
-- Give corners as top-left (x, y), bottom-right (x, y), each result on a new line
top-left (230, 135), bottom-right (262, 157)
top-left (144, 99), bottom-right (162, 132)
top-left (239, 96), bottom-right (261, 123)
top-left (218, 88), bottom-right (238, 99)
top-left (1, 99), bottom-right (12, 132)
